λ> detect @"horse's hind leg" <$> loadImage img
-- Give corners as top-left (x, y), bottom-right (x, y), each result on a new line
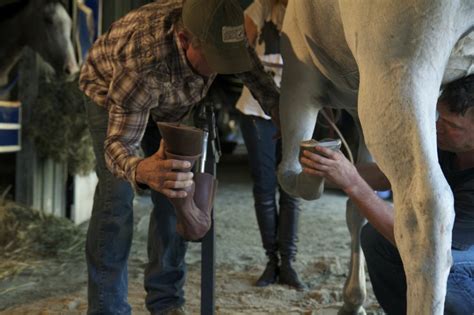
top-left (339, 120), bottom-right (369, 315)
top-left (339, 200), bottom-right (367, 315)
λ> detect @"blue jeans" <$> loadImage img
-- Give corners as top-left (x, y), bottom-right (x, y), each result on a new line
top-left (361, 223), bottom-right (474, 315)
top-left (239, 114), bottom-right (279, 198)
top-left (239, 114), bottom-right (300, 259)
top-left (85, 99), bottom-right (186, 315)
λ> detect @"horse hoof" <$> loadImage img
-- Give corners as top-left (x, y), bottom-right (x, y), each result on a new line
top-left (337, 305), bottom-right (366, 315)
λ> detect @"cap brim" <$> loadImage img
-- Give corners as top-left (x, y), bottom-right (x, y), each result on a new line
top-left (202, 43), bottom-right (253, 75)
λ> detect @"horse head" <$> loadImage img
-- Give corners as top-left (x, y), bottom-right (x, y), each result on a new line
top-left (25, 0), bottom-right (79, 78)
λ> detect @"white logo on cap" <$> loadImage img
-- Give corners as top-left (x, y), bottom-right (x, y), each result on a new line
top-left (222, 25), bottom-right (245, 43)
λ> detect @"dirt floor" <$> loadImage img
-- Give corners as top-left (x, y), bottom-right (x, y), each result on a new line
top-left (0, 153), bottom-right (385, 315)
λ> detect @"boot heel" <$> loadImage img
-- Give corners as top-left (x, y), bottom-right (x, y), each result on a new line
top-left (279, 260), bottom-right (307, 291)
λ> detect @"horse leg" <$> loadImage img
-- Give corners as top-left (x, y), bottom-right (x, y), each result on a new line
top-left (339, 199), bottom-right (367, 315)
top-left (278, 0), bottom-right (328, 200)
top-left (338, 2), bottom-right (472, 312)
top-left (339, 118), bottom-right (369, 315)
top-left (357, 60), bottom-right (453, 315)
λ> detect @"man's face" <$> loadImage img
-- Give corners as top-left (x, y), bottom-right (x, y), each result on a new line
top-left (185, 44), bottom-right (215, 77)
top-left (178, 31), bottom-right (215, 77)
top-left (436, 101), bottom-right (474, 152)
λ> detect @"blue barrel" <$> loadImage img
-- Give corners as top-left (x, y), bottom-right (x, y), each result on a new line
top-left (0, 101), bottom-right (21, 153)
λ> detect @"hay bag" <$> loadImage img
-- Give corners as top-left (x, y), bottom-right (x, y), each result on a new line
top-left (27, 76), bottom-right (95, 175)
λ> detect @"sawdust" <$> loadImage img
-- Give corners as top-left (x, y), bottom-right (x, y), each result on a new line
top-left (0, 156), bottom-right (384, 314)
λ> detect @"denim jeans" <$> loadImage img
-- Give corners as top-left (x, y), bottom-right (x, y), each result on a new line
top-left (85, 99), bottom-right (186, 315)
top-left (361, 223), bottom-right (474, 315)
top-left (239, 114), bottom-right (300, 258)
top-left (239, 114), bottom-right (279, 198)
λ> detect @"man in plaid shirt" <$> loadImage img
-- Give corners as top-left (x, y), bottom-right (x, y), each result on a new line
top-left (79, 0), bottom-right (279, 314)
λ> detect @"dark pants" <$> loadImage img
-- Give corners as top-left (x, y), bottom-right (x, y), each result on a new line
top-left (239, 113), bottom-right (300, 260)
top-left (240, 114), bottom-right (279, 198)
top-left (85, 99), bottom-right (186, 315)
top-left (361, 223), bottom-right (474, 315)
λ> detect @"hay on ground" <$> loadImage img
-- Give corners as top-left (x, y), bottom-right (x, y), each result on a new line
top-left (0, 201), bottom-right (85, 279)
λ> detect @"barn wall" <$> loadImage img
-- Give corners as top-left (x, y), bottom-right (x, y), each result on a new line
top-left (15, 50), bottom-right (69, 217)
top-left (15, 50), bottom-right (41, 209)
top-left (72, 172), bottom-right (98, 224)
top-left (13, 0), bottom-right (159, 221)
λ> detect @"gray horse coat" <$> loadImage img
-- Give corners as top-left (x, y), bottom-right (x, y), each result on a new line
top-left (278, 1), bottom-right (474, 314)
top-left (0, 0), bottom-right (78, 89)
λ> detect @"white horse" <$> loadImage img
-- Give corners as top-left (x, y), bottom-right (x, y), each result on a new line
top-left (278, 1), bottom-right (474, 314)
top-left (0, 0), bottom-right (78, 95)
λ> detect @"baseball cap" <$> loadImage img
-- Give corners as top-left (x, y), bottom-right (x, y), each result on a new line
top-left (182, 0), bottom-right (253, 74)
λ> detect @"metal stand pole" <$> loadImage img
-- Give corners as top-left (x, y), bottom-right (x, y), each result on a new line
top-left (194, 102), bottom-right (220, 315)
top-left (200, 190), bottom-right (216, 315)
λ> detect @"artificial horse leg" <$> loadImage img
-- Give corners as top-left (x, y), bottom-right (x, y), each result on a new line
top-left (278, 0), bottom-right (328, 200)
top-left (339, 120), bottom-right (370, 315)
top-left (339, 2), bottom-right (469, 313)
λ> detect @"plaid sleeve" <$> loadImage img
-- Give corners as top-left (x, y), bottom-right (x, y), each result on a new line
top-left (103, 67), bottom-right (155, 191)
top-left (236, 45), bottom-right (280, 115)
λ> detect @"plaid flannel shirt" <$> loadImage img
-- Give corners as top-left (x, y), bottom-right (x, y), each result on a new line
top-left (79, 1), bottom-right (279, 190)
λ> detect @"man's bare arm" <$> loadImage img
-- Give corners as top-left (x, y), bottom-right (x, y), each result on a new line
top-left (300, 147), bottom-right (396, 245)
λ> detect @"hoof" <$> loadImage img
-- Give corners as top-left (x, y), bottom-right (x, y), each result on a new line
top-left (337, 305), bottom-right (366, 315)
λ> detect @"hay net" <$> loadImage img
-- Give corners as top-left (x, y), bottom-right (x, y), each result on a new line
top-left (26, 75), bottom-right (95, 176)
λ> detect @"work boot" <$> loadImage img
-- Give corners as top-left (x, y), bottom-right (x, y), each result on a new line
top-left (157, 122), bottom-right (217, 241)
top-left (278, 189), bottom-right (306, 290)
top-left (254, 194), bottom-right (279, 287)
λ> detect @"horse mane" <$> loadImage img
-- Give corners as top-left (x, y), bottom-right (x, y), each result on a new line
top-left (0, 0), bottom-right (68, 23)
top-left (47, 0), bottom-right (68, 8)
top-left (0, 0), bottom-right (29, 22)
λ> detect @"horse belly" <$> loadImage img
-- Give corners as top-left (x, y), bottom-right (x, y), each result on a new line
top-left (292, 0), bottom-right (359, 97)
top-left (444, 29), bottom-right (474, 84)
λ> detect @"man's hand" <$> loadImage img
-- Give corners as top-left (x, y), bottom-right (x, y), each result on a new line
top-left (136, 140), bottom-right (194, 198)
top-left (300, 146), bottom-right (360, 192)
top-left (302, 145), bottom-right (397, 245)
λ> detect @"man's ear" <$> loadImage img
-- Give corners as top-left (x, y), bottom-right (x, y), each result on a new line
top-left (177, 31), bottom-right (190, 50)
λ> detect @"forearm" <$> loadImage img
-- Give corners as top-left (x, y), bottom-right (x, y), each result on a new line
top-left (244, 15), bottom-right (258, 47)
top-left (98, 63), bottom-right (157, 187)
top-left (301, 147), bottom-right (396, 245)
top-left (104, 138), bottom-right (144, 189)
top-left (311, 162), bottom-right (390, 191)
top-left (344, 175), bottom-right (395, 245)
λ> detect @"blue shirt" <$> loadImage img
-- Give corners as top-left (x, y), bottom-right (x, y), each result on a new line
top-left (439, 150), bottom-right (474, 250)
